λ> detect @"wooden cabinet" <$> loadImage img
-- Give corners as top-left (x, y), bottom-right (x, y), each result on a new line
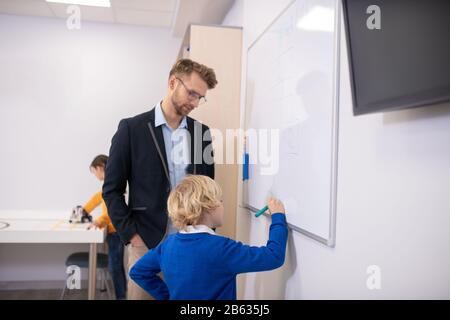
top-left (178, 24), bottom-right (242, 239)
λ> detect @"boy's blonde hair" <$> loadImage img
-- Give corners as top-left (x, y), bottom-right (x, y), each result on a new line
top-left (167, 175), bottom-right (222, 230)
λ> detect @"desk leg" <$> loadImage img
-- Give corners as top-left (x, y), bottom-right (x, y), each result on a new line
top-left (88, 243), bottom-right (97, 300)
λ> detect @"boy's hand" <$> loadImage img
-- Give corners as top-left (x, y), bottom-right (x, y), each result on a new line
top-left (130, 233), bottom-right (146, 247)
top-left (268, 197), bottom-right (285, 214)
top-left (87, 220), bottom-right (101, 230)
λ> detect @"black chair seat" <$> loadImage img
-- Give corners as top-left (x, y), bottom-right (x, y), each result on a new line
top-left (65, 252), bottom-right (109, 269)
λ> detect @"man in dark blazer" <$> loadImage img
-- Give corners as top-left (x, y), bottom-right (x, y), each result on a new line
top-left (103, 59), bottom-right (217, 299)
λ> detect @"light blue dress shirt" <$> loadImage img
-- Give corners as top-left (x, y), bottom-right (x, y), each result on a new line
top-left (154, 102), bottom-right (189, 234)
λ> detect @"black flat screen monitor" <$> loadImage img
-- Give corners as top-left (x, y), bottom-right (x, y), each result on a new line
top-left (342, 0), bottom-right (450, 115)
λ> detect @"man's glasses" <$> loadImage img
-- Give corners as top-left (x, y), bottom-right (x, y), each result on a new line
top-left (176, 77), bottom-right (207, 105)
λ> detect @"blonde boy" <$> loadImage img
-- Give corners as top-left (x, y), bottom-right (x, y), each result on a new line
top-left (129, 175), bottom-right (288, 300)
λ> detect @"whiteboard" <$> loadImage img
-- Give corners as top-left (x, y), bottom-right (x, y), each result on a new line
top-left (244, 0), bottom-right (340, 246)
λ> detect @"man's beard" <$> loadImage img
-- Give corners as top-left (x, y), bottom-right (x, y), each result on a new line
top-left (171, 95), bottom-right (193, 117)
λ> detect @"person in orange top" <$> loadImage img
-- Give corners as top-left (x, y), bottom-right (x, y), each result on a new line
top-left (83, 155), bottom-right (126, 299)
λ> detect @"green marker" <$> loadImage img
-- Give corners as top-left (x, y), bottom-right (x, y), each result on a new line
top-left (255, 205), bottom-right (269, 217)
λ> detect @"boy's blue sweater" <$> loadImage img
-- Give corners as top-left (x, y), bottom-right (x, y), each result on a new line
top-left (129, 213), bottom-right (288, 300)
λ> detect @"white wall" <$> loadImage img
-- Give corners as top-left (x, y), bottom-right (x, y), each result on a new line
top-left (0, 13), bottom-right (180, 282)
top-left (224, 0), bottom-right (450, 299)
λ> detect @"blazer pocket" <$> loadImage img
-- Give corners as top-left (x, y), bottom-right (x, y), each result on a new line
top-left (131, 207), bottom-right (147, 212)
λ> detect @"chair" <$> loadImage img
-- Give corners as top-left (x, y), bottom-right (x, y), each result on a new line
top-left (60, 252), bottom-right (113, 300)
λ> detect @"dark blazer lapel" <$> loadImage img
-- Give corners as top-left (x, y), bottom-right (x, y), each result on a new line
top-left (186, 117), bottom-right (199, 175)
top-left (147, 108), bottom-right (170, 182)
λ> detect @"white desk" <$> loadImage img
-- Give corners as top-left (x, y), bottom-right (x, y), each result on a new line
top-left (0, 215), bottom-right (106, 300)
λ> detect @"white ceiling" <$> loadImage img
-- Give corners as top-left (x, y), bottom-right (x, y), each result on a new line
top-left (172, 0), bottom-right (235, 37)
top-left (0, 0), bottom-right (235, 37)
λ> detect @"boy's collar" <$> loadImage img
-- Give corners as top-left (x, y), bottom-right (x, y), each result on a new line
top-left (180, 225), bottom-right (216, 235)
